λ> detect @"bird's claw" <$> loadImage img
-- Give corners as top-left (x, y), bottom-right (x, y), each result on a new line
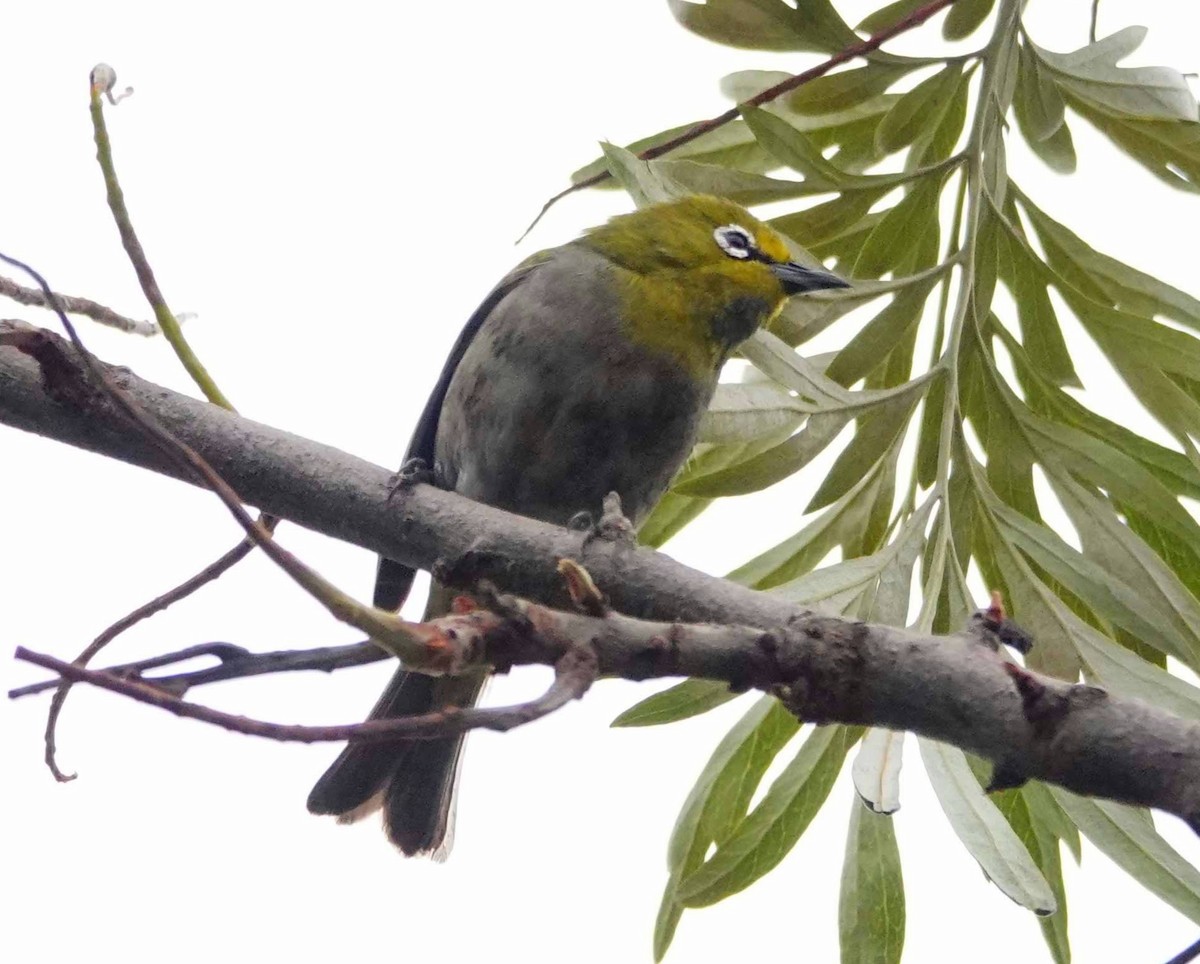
top-left (386, 457), bottom-right (435, 502)
top-left (575, 492), bottom-right (637, 548)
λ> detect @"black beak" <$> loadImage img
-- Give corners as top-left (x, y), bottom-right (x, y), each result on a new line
top-left (770, 260), bottom-right (850, 295)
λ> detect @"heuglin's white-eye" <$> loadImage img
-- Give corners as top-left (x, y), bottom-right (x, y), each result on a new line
top-left (307, 194), bottom-right (849, 856)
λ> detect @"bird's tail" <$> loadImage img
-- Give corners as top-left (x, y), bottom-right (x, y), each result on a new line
top-left (306, 582), bottom-right (486, 858)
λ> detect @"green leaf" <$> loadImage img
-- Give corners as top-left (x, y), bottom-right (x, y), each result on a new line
top-left (727, 456), bottom-right (888, 587)
top-left (875, 65), bottom-right (963, 155)
top-left (987, 784), bottom-right (1072, 964)
top-left (851, 728), bottom-right (906, 814)
top-left (1028, 119), bottom-right (1078, 174)
top-left (742, 105), bottom-right (854, 187)
top-left (807, 385), bottom-right (921, 510)
top-left (853, 173), bottom-right (945, 277)
top-left (996, 325), bottom-right (1200, 498)
top-left (675, 411), bottom-right (849, 498)
top-left (1022, 415), bottom-right (1200, 550)
top-left (772, 497), bottom-right (932, 616)
top-left (786, 64), bottom-right (914, 115)
top-left (699, 382), bottom-right (808, 445)
top-left (1051, 474), bottom-right (1200, 673)
top-left (992, 207), bottom-right (1080, 386)
top-left (652, 158), bottom-right (823, 204)
top-left (1023, 779), bottom-right (1082, 864)
top-left (645, 418), bottom-right (802, 545)
top-left (1050, 792), bottom-right (1200, 925)
top-left (775, 262), bottom-right (952, 346)
top-left (973, 451), bottom-right (1200, 672)
top-left (1065, 94), bottom-right (1200, 192)
top-left (677, 724), bottom-right (861, 907)
top-left (612, 679), bottom-right (739, 727)
top-left (826, 277), bottom-right (938, 386)
top-left (971, 486), bottom-right (1083, 681)
top-left (571, 119), bottom-right (771, 186)
top-left (919, 739), bottom-right (1057, 914)
top-left (655, 697), bottom-right (800, 960)
top-left (839, 801), bottom-right (906, 964)
top-left (600, 142), bottom-right (686, 205)
top-left (856, 0), bottom-right (926, 34)
top-left (1057, 606), bottom-right (1200, 721)
top-left (942, 0), bottom-right (994, 41)
top-left (669, 0), bottom-right (858, 54)
top-left (910, 65), bottom-right (971, 165)
top-left (1015, 42), bottom-right (1066, 142)
top-left (1031, 27), bottom-right (1199, 122)
top-left (1017, 189), bottom-right (1200, 332)
top-left (772, 189), bottom-right (890, 249)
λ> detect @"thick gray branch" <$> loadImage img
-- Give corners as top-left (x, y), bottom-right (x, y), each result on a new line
top-left (4, 318), bottom-right (1200, 830)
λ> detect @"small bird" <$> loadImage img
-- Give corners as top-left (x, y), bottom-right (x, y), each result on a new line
top-left (306, 194), bottom-right (848, 857)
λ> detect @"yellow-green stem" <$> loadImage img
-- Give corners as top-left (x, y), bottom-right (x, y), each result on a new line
top-left (89, 86), bottom-right (235, 411)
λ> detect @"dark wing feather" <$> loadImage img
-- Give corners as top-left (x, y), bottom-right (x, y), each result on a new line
top-left (372, 262), bottom-right (542, 610)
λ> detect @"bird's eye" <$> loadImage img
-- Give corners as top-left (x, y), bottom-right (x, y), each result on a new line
top-left (714, 224), bottom-right (755, 260)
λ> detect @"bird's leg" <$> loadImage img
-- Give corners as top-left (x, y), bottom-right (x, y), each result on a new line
top-left (570, 491), bottom-right (638, 548)
top-left (385, 457), bottom-right (436, 502)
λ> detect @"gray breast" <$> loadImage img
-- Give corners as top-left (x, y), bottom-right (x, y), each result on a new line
top-left (434, 245), bottom-right (715, 527)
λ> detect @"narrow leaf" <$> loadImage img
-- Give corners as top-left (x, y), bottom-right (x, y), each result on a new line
top-left (1051, 792), bottom-right (1200, 925)
top-left (942, 0), bottom-right (994, 41)
top-left (840, 801), bottom-right (906, 964)
top-left (852, 728), bottom-right (905, 814)
top-left (678, 725), bottom-right (861, 907)
top-left (612, 679), bottom-right (738, 727)
top-left (875, 65), bottom-right (963, 154)
top-left (920, 739), bottom-right (1057, 914)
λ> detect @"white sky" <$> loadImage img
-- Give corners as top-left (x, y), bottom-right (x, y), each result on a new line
top-left (4, 1), bottom-right (1200, 961)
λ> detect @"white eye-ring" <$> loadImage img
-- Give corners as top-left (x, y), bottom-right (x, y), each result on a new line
top-left (714, 224), bottom-right (755, 259)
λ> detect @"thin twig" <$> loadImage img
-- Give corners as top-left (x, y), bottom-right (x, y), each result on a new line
top-left (0, 278), bottom-right (155, 335)
top-left (88, 68), bottom-right (233, 410)
top-left (8, 640), bottom-right (385, 700)
top-left (0, 255), bottom-right (445, 672)
top-left (1089, 0), bottom-right (1100, 44)
top-left (79, 66), bottom-right (281, 779)
top-left (526, 0), bottom-right (960, 232)
top-left (40, 517), bottom-right (278, 780)
top-left (14, 643), bottom-right (597, 743)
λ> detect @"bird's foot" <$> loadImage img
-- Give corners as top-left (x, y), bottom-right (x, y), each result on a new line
top-left (386, 457), bottom-right (435, 502)
top-left (572, 492), bottom-right (637, 549)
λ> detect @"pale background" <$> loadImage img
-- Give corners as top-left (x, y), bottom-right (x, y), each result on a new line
top-left (4, 1), bottom-right (1200, 961)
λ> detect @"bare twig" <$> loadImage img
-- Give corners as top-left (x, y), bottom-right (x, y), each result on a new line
top-left (0, 273), bottom-right (456, 671)
top-left (88, 66), bottom-right (233, 410)
top-left (8, 640), bottom-right (383, 700)
top-left (0, 278), bottom-right (155, 335)
top-left (14, 639), bottom-right (598, 743)
top-left (40, 516), bottom-right (279, 781)
top-left (527, 0), bottom-right (960, 231)
top-left (77, 67), bottom-right (283, 779)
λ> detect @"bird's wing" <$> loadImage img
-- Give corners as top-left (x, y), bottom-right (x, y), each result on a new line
top-left (373, 258), bottom-right (546, 610)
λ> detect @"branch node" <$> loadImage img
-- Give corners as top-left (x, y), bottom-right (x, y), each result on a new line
top-left (0, 326), bottom-right (100, 410)
top-left (1000, 662), bottom-right (1105, 741)
top-left (969, 590), bottom-right (1033, 654)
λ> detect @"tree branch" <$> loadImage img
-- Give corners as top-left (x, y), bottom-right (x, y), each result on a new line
top-left (5, 318), bottom-right (1200, 830)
